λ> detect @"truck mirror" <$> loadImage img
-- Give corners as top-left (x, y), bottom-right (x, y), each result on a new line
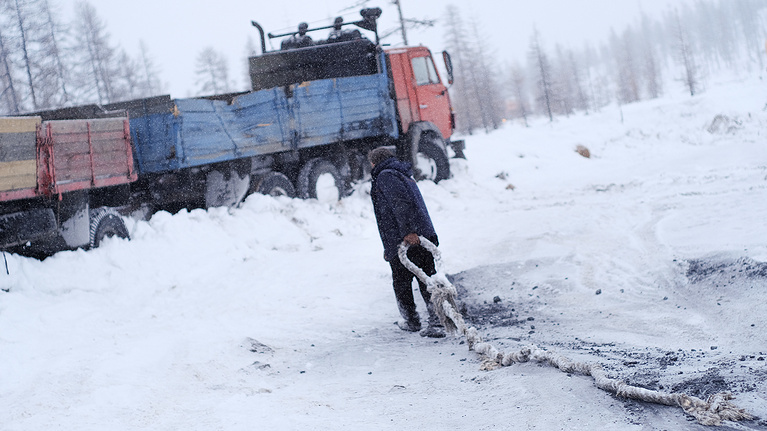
top-left (442, 51), bottom-right (454, 85)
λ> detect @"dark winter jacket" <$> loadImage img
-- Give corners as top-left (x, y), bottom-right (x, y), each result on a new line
top-left (371, 157), bottom-right (438, 261)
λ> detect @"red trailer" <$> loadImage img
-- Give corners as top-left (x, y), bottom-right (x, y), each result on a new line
top-left (0, 115), bottom-right (136, 257)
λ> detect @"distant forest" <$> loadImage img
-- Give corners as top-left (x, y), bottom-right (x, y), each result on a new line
top-left (445, 0), bottom-right (767, 133)
top-left (0, 0), bottom-right (164, 115)
top-left (1, 0), bottom-right (766, 130)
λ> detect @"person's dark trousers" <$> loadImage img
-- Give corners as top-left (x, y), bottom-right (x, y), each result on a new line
top-left (389, 245), bottom-right (436, 321)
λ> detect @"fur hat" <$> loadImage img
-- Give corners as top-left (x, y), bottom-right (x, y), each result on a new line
top-left (368, 147), bottom-right (395, 166)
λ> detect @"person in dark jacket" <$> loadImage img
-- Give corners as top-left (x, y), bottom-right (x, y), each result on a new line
top-left (281, 22), bottom-right (314, 50)
top-left (368, 147), bottom-right (445, 338)
top-left (326, 17), bottom-right (361, 43)
top-left (327, 17), bottom-right (345, 41)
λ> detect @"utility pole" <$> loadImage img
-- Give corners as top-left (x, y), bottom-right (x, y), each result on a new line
top-left (368, 0), bottom-right (433, 45)
top-left (393, 0), bottom-right (408, 45)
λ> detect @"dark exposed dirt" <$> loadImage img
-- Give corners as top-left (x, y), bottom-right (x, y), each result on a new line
top-left (686, 256), bottom-right (767, 284)
top-left (447, 255), bottom-right (767, 429)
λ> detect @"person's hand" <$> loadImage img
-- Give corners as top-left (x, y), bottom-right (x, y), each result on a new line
top-left (404, 233), bottom-right (420, 245)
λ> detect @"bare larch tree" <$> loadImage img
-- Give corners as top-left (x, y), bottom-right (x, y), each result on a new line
top-left (528, 27), bottom-right (554, 122)
top-left (73, 0), bottom-right (118, 104)
top-left (195, 47), bottom-right (231, 96)
top-left (673, 9), bottom-right (699, 96)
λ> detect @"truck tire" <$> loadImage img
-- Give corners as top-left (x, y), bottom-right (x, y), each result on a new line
top-left (253, 171), bottom-right (295, 197)
top-left (297, 158), bottom-right (344, 202)
top-left (89, 208), bottom-right (129, 249)
top-left (416, 134), bottom-right (451, 182)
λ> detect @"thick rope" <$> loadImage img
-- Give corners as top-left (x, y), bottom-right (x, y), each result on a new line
top-left (397, 237), bottom-right (754, 426)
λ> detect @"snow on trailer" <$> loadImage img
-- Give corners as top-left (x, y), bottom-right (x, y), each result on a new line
top-left (0, 115), bottom-right (135, 256)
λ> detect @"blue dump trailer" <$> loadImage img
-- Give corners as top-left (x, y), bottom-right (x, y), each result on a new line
top-left (129, 57), bottom-right (396, 174)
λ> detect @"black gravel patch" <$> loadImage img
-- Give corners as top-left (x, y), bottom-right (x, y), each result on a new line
top-left (686, 256), bottom-right (767, 284)
top-left (670, 369), bottom-right (730, 399)
top-left (447, 264), bottom-right (553, 329)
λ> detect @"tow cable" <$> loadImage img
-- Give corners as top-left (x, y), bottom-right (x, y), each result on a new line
top-left (398, 236), bottom-right (753, 426)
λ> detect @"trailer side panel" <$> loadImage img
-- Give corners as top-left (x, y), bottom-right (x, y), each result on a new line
top-left (130, 72), bottom-right (397, 172)
top-left (293, 73), bottom-right (397, 149)
top-left (46, 118), bottom-right (137, 193)
top-left (0, 117), bottom-right (40, 199)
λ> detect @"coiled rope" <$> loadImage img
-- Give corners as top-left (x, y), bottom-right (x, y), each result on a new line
top-left (397, 237), bottom-right (754, 426)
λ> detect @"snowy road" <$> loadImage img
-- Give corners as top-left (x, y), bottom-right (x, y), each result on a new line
top-left (1, 76), bottom-right (766, 430)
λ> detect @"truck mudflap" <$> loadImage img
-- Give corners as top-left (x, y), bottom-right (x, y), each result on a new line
top-left (0, 208), bottom-right (57, 248)
top-left (449, 139), bottom-right (466, 159)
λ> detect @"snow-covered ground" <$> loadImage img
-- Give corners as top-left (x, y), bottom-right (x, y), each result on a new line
top-left (2, 75), bottom-right (766, 430)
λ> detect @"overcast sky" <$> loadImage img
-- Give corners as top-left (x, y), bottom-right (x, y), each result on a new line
top-left (60, 0), bottom-right (694, 97)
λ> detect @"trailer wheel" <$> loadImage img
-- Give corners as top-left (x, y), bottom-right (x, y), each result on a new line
top-left (297, 158), bottom-right (344, 202)
top-left (253, 171), bottom-right (295, 197)
top-left (89, 208), bottom-right (129, 249)
top-left (416, 134), bottom-right (451, 182)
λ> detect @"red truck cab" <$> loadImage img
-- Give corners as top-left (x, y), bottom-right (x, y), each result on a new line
top-left (385, 46), bottom-right (464, 181)
top-left (387, 46), bottom-right (454, 141)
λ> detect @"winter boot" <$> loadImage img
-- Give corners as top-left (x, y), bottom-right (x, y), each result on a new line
top-left (397, 318), bottom-right (422, 332)
top-left (420, 303), bottom-right (446, 338)
top-left (396, 301), bottom-right (422, 332)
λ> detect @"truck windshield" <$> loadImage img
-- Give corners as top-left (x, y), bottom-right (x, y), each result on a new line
top-left (411, 56), bottom-right (440, 86)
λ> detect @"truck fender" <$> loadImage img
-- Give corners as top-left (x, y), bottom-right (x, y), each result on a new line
top-left (58, 190), bottom-right (91, 248)
top-left (204, 164), bottom-right (251, 209)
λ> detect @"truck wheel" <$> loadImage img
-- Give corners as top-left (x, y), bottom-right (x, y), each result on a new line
top-left (253, 171), bottom-right (295, 197)
top-left (416, 134), bottom-right (451, 182)
top-left (297, 158), bottom-right (344, 202)
top-left (89, 208), bottom-right (129, 249)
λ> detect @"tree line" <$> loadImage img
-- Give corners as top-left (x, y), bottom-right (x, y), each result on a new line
top-left (443, 0), bottom-right (767, 134)
top-left (0, 0), bottom-right (165, 115)
top-left (3, 0), bottom-right (765, 124)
